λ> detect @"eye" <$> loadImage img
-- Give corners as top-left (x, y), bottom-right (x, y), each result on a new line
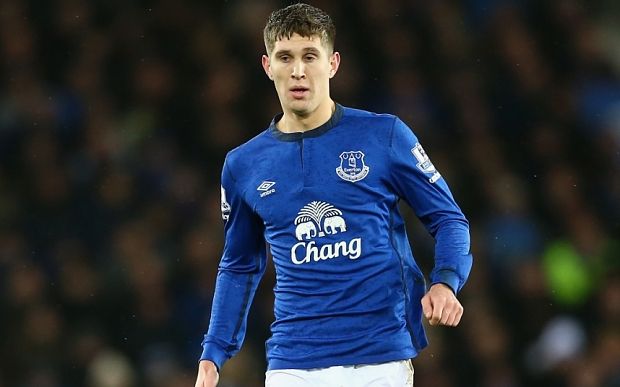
top-left (279, 55), bottom-right (290, 62)
top-left (304, 54), bottom-right (317, 62)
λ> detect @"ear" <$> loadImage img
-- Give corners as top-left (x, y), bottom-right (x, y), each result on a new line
top-left (329, 51), bottom-right (341, 79)
top-left (262, 55), bottom-right (273, 80)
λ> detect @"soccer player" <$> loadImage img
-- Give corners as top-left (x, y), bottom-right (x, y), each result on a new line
top-left (195, 3), bottom-right (472, 386)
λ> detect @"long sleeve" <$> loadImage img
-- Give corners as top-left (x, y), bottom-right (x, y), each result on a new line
top-left (200, 159), bottom-right (267, 370)
top-left (388, 117), bottom-right (472, 293)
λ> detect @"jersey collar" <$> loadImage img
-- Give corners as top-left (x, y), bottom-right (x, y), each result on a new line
top-left (269, 103), bottom-right (344, 142)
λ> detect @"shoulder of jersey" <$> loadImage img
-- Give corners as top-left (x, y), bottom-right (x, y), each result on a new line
top-left (342, 106), bottom-right (395, 119)
top-left (341, 106), bottom-right (398, 135)
top-left (225, 128), bottom-right (272, 161)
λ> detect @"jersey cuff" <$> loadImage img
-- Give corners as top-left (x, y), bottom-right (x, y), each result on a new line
top-left (430, 269), bottom-right (460, 294)
top-left (200, 344), bottom-right (228, 371)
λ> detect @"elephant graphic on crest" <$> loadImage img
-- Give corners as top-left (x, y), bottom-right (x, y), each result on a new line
top-left (323, 216), bottom-right (346, 235)
top-left (295, 221), bottom-right (317, 240)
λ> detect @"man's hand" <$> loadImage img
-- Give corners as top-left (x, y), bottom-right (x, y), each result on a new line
top-left (421, 283), bottom-right (464, 326)
top-left (195, 360), bottom-right (219, 387)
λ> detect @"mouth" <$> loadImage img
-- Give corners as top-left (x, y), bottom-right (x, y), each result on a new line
top-left (289, 86), bottom-right (309, 99)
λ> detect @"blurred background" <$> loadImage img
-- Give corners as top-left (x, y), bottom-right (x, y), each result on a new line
top-left (0, 0), bottom-right (619, 386)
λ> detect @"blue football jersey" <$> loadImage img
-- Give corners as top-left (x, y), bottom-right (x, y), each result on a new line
top-left (201, 104), bottom-right (472, 370)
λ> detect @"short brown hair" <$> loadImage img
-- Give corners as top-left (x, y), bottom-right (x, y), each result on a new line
top-left (263, 3), bottom-right (336, 55)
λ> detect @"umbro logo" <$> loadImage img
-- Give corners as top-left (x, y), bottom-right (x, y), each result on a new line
top-left (257, 181), bottom-right (276, 197)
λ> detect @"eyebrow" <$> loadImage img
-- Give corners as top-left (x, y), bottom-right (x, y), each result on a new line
top-left (273, 47), bottom-right (321, 57)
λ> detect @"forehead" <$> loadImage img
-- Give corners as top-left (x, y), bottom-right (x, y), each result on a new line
top-left (272, 33), bottom-right (328, 54)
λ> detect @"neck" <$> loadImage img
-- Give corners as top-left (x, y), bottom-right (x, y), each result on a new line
top-left (278, 99), bottom-right (335, 133)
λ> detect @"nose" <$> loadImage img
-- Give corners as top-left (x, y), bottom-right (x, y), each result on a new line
top-left (291, 60), bottom-right (306, 80)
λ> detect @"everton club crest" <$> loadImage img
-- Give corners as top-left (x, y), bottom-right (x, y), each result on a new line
top-left (336, 151), bottom-right (369, 182)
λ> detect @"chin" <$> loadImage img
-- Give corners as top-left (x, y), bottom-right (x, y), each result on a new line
top-left (288, 102), bottom-right (313, 116)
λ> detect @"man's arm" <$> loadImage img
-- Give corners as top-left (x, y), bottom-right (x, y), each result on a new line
top-left (196, 160), bottom-right (267, 384)
top-left (388, 117), bottom-right (473, 326)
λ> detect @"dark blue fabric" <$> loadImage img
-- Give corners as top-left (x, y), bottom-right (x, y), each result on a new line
top-left (201, 105), bottom-right (472, 370)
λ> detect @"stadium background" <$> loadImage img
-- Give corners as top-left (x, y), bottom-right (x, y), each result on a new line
top-left (0, 0), bottom-right (619, 386)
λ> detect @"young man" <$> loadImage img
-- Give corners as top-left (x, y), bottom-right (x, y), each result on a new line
top-left (195, 3), bottom-right (472, 386)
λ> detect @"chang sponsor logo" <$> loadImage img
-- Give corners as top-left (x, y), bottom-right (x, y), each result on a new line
top-left (291, 201), bottom-right (362, 264)
top-left (291, 238), bottom-right (362, 264)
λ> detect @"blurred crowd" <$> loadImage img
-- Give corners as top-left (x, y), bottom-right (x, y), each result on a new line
top-left (0, 0), bottom-right (619, 386)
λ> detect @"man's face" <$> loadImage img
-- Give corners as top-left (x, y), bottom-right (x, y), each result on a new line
top-left (262, 33), bottom-right (340, 117)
